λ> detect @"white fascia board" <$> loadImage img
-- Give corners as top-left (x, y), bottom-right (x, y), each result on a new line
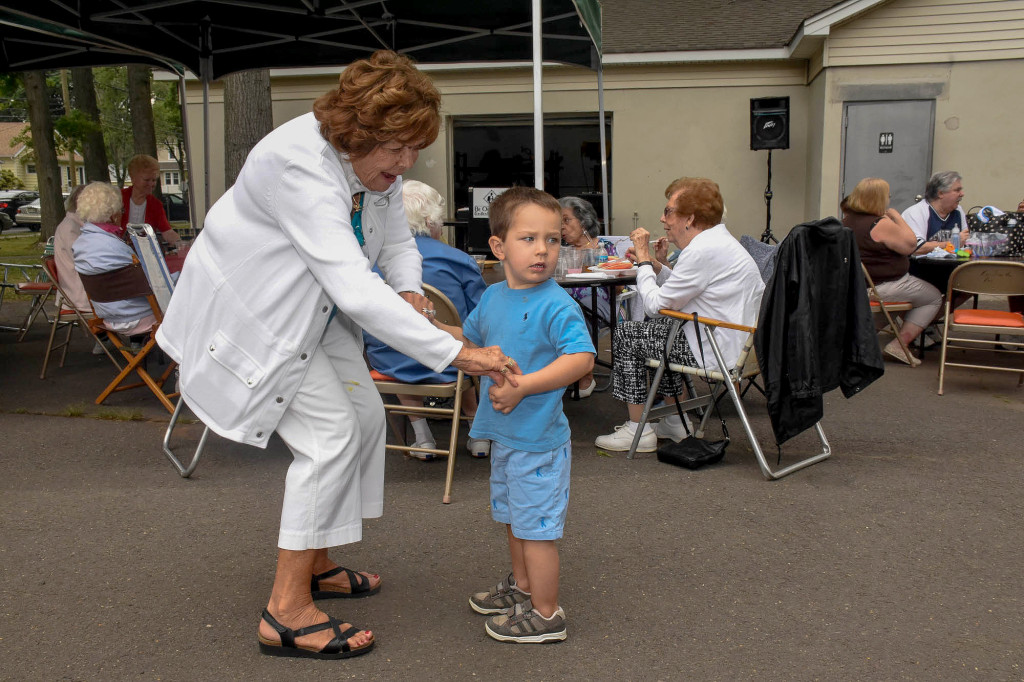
top-left (602, 48), bottom-right (790, 64)
top-left (801, 0), bottom-right (889, 37)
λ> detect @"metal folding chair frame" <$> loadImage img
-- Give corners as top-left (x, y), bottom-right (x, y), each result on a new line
top-left (372, 284), bottom-right (474, 503)
top-left (127, 224), bottom-right (211, 477)
top-left (937, 261), bottom-right (1024, 395)
top-left (627, 310), bottom-right (831, 480)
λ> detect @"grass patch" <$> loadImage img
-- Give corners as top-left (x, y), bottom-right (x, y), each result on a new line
top-left (13, 407), bottom-right (29, 414)
top-left (1, 235), bottom-right (47, 301)
top-left (96, 408), bottom-right (146, 422)
top-left (62, 403), bottom-right (89, 418)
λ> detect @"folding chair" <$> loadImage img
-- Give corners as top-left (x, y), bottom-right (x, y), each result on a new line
top-left (36, 256), bottom-right (117, 379)
top-left (78, 261), bottom-right (178, 413)
top-left (628, 309), bottom-right (831, 480)
top-left (937, 261), bottom-right (1024, 395)
top-left (127, 223), bottom-right (210, 477)
top-left (372, 284), bottom-right (475, 503)
top-left (1, 262), bottom-right (51, 335)
top-left (861, 263), bottom-right (915, 362)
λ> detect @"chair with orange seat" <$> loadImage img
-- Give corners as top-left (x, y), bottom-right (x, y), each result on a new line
top-left (371, 284), bottom-right (476, 504)
top-left (938, 261), bottom-right (1024, 394)
top-left (861, 263), bottom-right (916, 363)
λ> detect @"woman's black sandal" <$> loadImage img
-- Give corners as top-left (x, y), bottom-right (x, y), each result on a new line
top-left (311, 566), bottom-right (381, 599)
top-left (257, 609), bottom-right (374, 660)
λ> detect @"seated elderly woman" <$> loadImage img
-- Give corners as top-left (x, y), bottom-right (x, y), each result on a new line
top-left (595, 177), bottom-right (764, 452)
top-left (72, 181), bottom-right (165, 336)
top-left (843, 177), bottom-right (942, 366)
top-left (558, 195), bottom-right (617, 397)
top-left (364, 180), bottom-right (490, 459)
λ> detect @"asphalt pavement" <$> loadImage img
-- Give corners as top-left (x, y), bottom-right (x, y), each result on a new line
top-left (2, 297), bottom-right (1023, 681)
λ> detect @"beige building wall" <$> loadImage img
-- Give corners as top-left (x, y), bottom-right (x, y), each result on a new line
top-left (186, 61), bottom-right (813, 240)
top-left (815, 0), bottom-right (1024, 215)
top-left (182, 0), bottom-right (1023, 236)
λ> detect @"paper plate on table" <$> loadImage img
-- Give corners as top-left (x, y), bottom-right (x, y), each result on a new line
top-left (587, 265), bottom-right (638, 277)
top-left (564, 271), bottom-right (605, 279)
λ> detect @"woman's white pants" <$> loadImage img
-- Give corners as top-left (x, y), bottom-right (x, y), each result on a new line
top-left (275, 319), bottom-right (386, 551)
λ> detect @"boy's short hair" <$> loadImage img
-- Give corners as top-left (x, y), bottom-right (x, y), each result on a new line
top-left (488, 186), bottom-right (560, 239)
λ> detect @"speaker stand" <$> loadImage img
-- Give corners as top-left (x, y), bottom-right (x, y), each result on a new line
top-left (760, 149), bottom-right (778, 244)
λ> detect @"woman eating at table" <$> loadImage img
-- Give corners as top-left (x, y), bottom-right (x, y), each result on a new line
top-left (156, 50), bottom-right (517, 661)
top-left (843, 177), bottom-right (942, 366)
top-left (558, 195), bottom-right (616, 397)
top-left (594, 177), bottom-right (764, 452)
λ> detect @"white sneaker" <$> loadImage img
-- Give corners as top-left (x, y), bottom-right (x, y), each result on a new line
top-left (409, 439), bottom-right (437, 461)
top-left (595, 422), bottom-right (657, 452)
top-left (467, 437), bottom-right (491, 458)
top-left (653, 414), bottom-right (693, 442)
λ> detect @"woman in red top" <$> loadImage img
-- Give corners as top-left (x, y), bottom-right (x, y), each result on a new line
top-left (120, 154), bottom-right (181, 246)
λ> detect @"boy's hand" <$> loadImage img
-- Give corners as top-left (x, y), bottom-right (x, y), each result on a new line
top-left (489, 378), bottom-right (526, 414)
top-left (453, 346), bottom-right (522, 387)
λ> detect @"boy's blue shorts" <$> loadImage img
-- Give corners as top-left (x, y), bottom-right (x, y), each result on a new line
top-left (489, 439), bottom-right (571, 541)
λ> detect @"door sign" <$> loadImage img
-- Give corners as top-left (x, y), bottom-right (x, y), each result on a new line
top-left (878, 132), bottom-right (894, 154)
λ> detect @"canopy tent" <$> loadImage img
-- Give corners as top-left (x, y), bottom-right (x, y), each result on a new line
top-left (0, 1), bottom-right (606, 227)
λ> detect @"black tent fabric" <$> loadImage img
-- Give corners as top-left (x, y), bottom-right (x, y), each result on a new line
top-left (1, 1), bottom-right (600, 79)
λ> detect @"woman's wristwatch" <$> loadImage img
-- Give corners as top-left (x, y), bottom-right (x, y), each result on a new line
top-left (637, 260), bottom-right (654, 269)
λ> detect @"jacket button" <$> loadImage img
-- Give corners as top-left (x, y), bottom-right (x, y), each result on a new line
top-left (276, 396), bottom-right (284, 403)
top-left (246, 378), bottom-right (254, 386)
top-left (300, 353), bottom-right (308, 360)
top-left (322, 305), bottom-right (329, 313)
top-left (256, 431), bottom-right (263, 438)
top-left (209, 344), bottom-right (216, 352)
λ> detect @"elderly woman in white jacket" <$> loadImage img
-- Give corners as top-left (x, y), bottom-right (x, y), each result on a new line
top-left (157, 51), bottom-right (517, 661)
top-left (594, 177), bottom-right (764, 453)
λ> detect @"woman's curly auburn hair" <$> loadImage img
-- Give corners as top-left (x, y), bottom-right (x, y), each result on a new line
top-left (665, 177), bottom-right (724, 228)
top-left (313, 50), bottom-right (441, 159)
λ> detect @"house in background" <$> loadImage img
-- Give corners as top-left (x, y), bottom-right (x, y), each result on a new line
top-left (0, 121), bottom-right (85, 191)
top-left (156, 145), bottom-right (183, 194)
top-left (179, 0), bottom-right (1024, 239)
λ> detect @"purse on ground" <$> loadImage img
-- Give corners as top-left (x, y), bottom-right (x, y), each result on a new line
top-left (657, 436), bottom-right (727, 469)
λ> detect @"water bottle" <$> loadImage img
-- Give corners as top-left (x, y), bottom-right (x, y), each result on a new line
top-left (951, 231), bottom-right (960, 251)
top-left (597, 252), bottom-right (609, 266)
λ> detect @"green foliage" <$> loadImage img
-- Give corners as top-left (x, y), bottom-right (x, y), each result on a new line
top-left (0, 169), bottom-right (24, 189)
top-left (93, 67), bottom-right (133, 186)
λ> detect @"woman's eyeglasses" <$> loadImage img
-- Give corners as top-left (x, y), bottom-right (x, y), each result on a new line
top-left (663, 206), bottom-right (677, 218)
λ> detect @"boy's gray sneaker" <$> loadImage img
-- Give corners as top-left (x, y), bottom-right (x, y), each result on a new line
top-left (469, 572), bottom-right (530, 615)
top-left (484, 598), bottom-right (567, 643)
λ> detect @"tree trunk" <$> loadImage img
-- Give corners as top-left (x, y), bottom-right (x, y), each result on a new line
top-left (127, 63), bottom-right (158, 160)
top-left (72, 67), bottom-right (110, 183)
top-left (223, 69), bottom-right (273, 188)
top-left (23, 71), bottom-right (65, 241)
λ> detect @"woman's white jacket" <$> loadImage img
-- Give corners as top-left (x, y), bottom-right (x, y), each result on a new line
top-left (156, 113), bottom-right (462, 447)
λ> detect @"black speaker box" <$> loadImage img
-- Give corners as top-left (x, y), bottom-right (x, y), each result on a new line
top-left (750, 96), bottom-right (790, 150)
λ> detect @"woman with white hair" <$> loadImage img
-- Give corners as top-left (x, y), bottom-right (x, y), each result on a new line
top-left (364, 180), bottom-right (490, 458)
top-left (72, 181), bottom-right (158, 334)
top-left (558, 195), bottom-right (616, 397)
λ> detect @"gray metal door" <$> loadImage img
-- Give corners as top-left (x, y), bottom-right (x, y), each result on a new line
top-left (841, 100), bottom-right (934, 214)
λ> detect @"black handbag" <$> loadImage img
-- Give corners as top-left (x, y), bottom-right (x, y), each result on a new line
top-left (655, 314), bottom-right (730, 470)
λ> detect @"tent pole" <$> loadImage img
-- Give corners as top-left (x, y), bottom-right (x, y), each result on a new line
top-left (598, 60), bottom-right (609, 235)
top-left (179, 75), bottom-right (198, 233)
top-left (203, 77), bottom-right (210, 222)
top-left (532, 0), bottom-right (544, 190)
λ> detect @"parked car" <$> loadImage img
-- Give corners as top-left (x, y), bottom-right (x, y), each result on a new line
top-left (159, 192), bottom-right (190, 222)
top-left (14, 198), bottom-right (41, 231)
top-left (0, 210), bottom-right (13, 233)
top-left (0, 190), bottom-right (39, 225)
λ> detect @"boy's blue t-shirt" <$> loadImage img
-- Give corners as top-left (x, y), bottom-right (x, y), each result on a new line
top-left (463, 278), bottom-right (595, 452)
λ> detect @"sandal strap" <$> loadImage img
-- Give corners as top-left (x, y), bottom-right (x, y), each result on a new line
top-left (311, 566), bottom-right (368, 592)
top-left (260, 609), bottom-right (358, 655)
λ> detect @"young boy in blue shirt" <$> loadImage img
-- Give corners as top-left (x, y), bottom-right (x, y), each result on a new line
top-left (433, 186), bottom-right (594, 643)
